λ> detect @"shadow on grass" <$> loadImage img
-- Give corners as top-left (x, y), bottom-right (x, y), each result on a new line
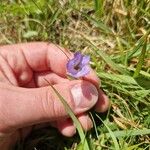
top-left (14, 127), bottom-right (79, 150)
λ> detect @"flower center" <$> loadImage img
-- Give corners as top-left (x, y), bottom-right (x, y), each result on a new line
top-left (74, 64), bottom-right (80, 71)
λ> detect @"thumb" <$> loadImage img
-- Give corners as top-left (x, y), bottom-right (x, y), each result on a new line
top-left (0, 80), bottom-right (98, 133)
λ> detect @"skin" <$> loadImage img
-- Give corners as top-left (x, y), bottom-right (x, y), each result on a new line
top-left (0, 42), bottom-right (109, 150)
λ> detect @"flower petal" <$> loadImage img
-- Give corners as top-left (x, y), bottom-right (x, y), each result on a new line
top-left (66, 60), bottom-right (78, 74)
top-left (81, 55), bottom-right (90, 66)
top-left (73, 52), bottom-right (83, 66)
top-left (74, 52), bottom-right (82, 58)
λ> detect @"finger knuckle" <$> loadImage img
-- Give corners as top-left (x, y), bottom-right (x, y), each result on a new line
top-left (40, 89), bottom-right (57, 119)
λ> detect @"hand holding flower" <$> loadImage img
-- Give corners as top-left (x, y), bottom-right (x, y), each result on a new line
top-left (0, 42), bottom-right (109, 150)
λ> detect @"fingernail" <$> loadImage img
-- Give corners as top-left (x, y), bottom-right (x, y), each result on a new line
top-left (71, 82), bottom-right (98, 112)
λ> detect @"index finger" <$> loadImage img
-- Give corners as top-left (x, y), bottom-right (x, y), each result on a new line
top-left (0, 42), bottom-right (100, 87)
top-left (0, 42), bottom-right (70, 76)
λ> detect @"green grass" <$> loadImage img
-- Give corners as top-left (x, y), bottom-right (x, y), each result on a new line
top-left (0, 0), bottom-right (150, 149)
top-left (45, 79), bottom-right (90, 150)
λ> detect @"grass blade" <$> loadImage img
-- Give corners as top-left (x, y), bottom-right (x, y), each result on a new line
top-left (120, 65), bottom-right (150, 79)
top-left (133, 36), bottom-right (147, 78)
top-left (89, 112), bottom-right (99, 139)
top-left (44, 79), bottom-right (90, 150)
top-left (104, 128), bottom-right (150, 138)
top-left (98, 72), bottom-right (138, 85)
top-left (96, 114), bottom-right (120, 150)
top-left (127, 34), bottom-right (147, 60)
top-left (84, 14), bottom-right (112, 34)
top-left (94, 0), bottom-right (104, 17)
top-left (126, 143), bottom-right (145, 150)
top-left (74, 8), bottom-right (112, 34)
top-left (48, 8), bottom-right (61, 26)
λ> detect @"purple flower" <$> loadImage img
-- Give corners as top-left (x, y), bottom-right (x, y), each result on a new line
top-left (66, 52), bottom-right (90, 78)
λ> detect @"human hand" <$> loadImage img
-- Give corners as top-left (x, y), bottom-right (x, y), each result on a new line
top-left (0, 42), bottom-right (109, 150)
